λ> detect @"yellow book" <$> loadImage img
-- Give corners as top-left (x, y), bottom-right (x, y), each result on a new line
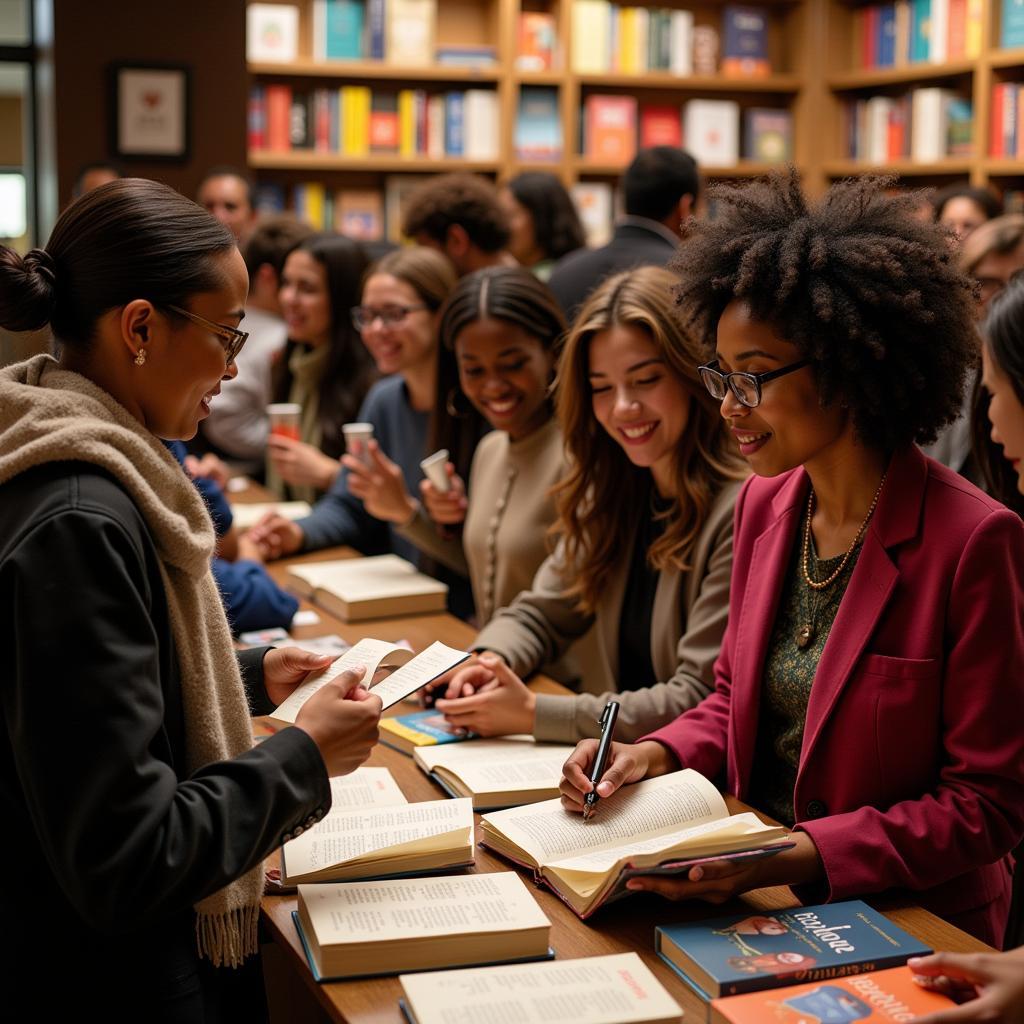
top-left (965, 0), bottom-right (983, 57)
top-left (342, 85), bottom-right (371, 155)
top-left (619, 7), bottom-right (637, 73)
top-left (398, 89), bottom-right (416, 157)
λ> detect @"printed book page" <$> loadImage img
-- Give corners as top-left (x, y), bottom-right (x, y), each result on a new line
top-left (282, 798), bottom-right (473, 883)
top-left (288, 554), bottom-right (447, 600)
top-left (400, 953), bottom-right (683, 1024)
top-left (298, 871), bottom-right (550, 944)
top-left (271, 638), bottom-right (412, 724)
top-left (414, 739), bottom-right (575, 792)
top-left (370, 641), bottom-right (470, 710)
top-left (327, 767), bottom-right (407, 810)
top-left (482, 770), bottom-right (729, 865)
top-left (229, 500), bottom-right (311, 531)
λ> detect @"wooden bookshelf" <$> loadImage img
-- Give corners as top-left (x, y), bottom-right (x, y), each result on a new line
top-left (249, 59), bottom-right (502, 81)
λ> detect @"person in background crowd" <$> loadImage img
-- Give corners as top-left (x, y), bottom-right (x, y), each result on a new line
top-left (201, 214), bottom-right (314, 478)
top-left (431, 266), bottom-right (746, 742)
top-left (402, 173), bottom-right (514, 276)
top-left (197, 166), bottom-right (258, 244)
top-left (265, 232), bottom-right (376, 503)
top-left (559, 172), bottom-right (1024, 949)
top-left (71, 160), bottom-right (122, 201)
top-left (934, 183), bottom-right (1002, 243)
top-left (547, 147), bottom-right (700, 319)
top-left (499, 172), bottom-right (586, 281)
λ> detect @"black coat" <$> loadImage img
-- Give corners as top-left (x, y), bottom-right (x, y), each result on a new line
top-left (547, 220), bottom-right (678, 320)
top-left (0, 462), bottom-right (330, 1022)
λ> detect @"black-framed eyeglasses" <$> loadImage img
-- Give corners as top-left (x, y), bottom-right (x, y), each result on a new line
top-left (698, 358), bottom-right (811, 409)
top-left (166, 304), bottom-right (249, 364)
top-left (350, 304), bottom-right (427, 331)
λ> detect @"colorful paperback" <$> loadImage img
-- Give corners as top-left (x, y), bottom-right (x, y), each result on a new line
top-left (721, 5), bottom-right (771, 77)
top-left (656, 900), bottom-right (930, 999)
top-left (380, 709), bottom-right (474, 755)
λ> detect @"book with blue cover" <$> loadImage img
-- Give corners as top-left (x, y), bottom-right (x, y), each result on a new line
top-left (379, 708), bottom-right (474, 755)
top-left (656, 900), bottom-right (931, 999)
top-left (721, 5), bottom-right (771, 76)
top-left (1003, 0), bottom-right (1024, 47)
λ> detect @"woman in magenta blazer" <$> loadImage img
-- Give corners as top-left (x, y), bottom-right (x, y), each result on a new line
top-left (560, 173), bottom-right (1024, 947)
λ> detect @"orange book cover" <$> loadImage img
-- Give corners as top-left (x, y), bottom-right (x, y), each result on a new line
top-left (266, 84), bottom-right (292, 152)
top-left (585, 94), bottom-right (638, 164)
top-left (947, 0), bottom-right (967, 58)
top-left (640, 106), bottom-right (682, 148)
top-left (711, 966), bottom-right (956, 1023)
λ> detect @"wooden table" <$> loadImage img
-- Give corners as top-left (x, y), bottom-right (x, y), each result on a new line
top-left (230, 488), bottom-right (990, 1023)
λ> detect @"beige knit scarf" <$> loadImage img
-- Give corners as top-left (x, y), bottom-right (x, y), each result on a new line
top-left (0, 354), bottom-right (261, 967)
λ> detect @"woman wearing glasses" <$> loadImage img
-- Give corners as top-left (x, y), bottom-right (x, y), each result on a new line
top-left (0, 180), bottom-right (382, 1018)
top-left (429, 266), bottom-right (747, 742)
top-left (265, 232), bottom-right (377, 502)
top-left (560, 174), bottom-right (1024, 947)
top-left (251, 246), bottom-right (485, 617)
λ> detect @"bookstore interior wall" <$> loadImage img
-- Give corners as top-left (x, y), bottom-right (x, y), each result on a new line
top-left (246, 0), bottom-right (1024, 241)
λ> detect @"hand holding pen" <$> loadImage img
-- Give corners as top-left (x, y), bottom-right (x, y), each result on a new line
top-left (583, 701), bottom-right (620, 821)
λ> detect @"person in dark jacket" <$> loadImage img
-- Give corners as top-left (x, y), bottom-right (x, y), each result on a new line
top-left (548, 147), bottom-right (700, 320)
top-left (0, 178), bottom-right (381, 1022)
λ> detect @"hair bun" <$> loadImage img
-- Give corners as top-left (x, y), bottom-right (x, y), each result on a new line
top-left (0, 245), bottom-right (57, 331)
top-left (23, 248), bottom-right (56, 289)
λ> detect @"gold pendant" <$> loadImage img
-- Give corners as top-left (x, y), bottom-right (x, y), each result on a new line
top-left (796, 623), bottom-right (814, 649)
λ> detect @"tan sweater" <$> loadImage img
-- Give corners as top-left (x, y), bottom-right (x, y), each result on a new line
top-left (473, 480), bottom-right (741, 744)
top-left (399, 417), bottom-right (600, 683)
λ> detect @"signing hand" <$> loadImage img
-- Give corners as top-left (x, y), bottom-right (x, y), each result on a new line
top-left (420, 465), bottom-right (468, 526)
top-left (247, 511), bottom-right (304, 561)
top-left (294, 664), bottom-right (383, 777)
top-left (434, 654), bottom-right (535, 736)
top-left (342, 440), bottom-right (417, 524)
top-left (910, 948), bottom-right (1024, 1023)
top-left (559, 739), bottom-right (677, 813)
top-left (268, 435), bottom-right (340, 491)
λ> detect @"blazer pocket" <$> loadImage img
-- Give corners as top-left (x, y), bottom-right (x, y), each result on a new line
top-left (860, 653), bottom-right (940, 680)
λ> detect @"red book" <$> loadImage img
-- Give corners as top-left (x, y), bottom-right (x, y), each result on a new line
top-left (992, 82), bottom-right (1006, 157)
top-left (369, 94), bottom-right (400, 152)
top-left (863, 5), bottom-right (879, 67)
top-left (314, 89), bottom-right (331, 153)
top-left (265, 84), bottom-right (292, 152)
top-left (585, 94), bottom-right (638, 164)
top-left (640, 106), bottom-right (683, 148)
top-left (248, 85), bottom-right (266, 151)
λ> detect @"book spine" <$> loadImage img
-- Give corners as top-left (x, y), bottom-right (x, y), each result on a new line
top-left (445, 92), bottom-right (464, 156)
top-left (367, 0), bottom-right (386, 60)
top-left (248, 84), bottom-right (266, 150)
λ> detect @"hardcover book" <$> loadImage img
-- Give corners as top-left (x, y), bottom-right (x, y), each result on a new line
top-left (335, 188), bottom-right (384, 239)
top-left (721, 5), bottom-right (771, 77)
top-left (380, 709), bottom-right (474, 755)
top-left (743, 107), bottom-right (793, 162)
top-left (247, 3), bottom-right (299, 63)
top-left (515, 87), bottom-right (561, 161)
top-left (517, 11), bottom-right (557, 71)
top-left (640, 106), bottom-right (683, 149)
top-left (387, 0), bottom-right (436, 64)
top-left (656, 901), bottom-right (931, 1000)
top-left (1003, 0), bottom-right (1024, 46)
top-left (684, 99), bottom-right (740, 165)
top-left (709, 965), bottom-right (955, 1023)
top-left (584, 94), bottom-right (638, 164)
top-left (480, 769), bottom-right (790, 918)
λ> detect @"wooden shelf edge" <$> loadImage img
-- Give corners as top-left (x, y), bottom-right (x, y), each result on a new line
top-left (514, 70), bottom-right (566, 86)
top-left (983, 159), bottom-right (1024, 175)
top-left (823, 159), bottom-right (975, 177)
top-left (574, 158), bottom-right (792, 177)
top-left (574, 72), bottom-right (801, 93)
top-left (987, 47), bottom-right (1024, 70)
top-left (248, 60), bottom-right (501, 82)
top-left (827, 60), bottom-right (975, 91)
top-left (249, 152), bottom-right (502, 173)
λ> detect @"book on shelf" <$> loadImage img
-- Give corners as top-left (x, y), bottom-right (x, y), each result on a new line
top-left (1004, 0), bottom-right (1024, 46)
top-left (671, 9), bottom-right (695, 75)
top-left (656, 901), bottom-right (931, 1000)
top-left (294, 182), bottom-right (326, 228)
top-left (435, 46), bottom-right (498, 68)
top-left (370, 92), bottom-right (400, 152)
top-left (693, 24), bottom-right (720, 74)
top-left (708, 965), bottom-right (955, 1023)
top-left (572, 0), bottom-right (612, 73)
top-left (387, 0), bottom-right (435, 65)
top-left (743, 108), bottom-right (792, 162)
top-left (367, 0), bottom-right (385, 60)
top-left (517, 11), bottom-right (557, 71)
top-left (415, 737), bottom-right (576, 810)
top-left (386, 174), bottom-right (427, 242)
top-left (399, 953), bottom-right (684, 1024)
top-left (270, 635), bottom-right (468, 725)
top-left (569, 3), bottom-right (702, 74)
top-left (992, 82), bottom-right (1024, 158)
top-left (843, 88), bottom-right (970, 162)
top-left (684, 99), bottom-right (740, 166)
top-left (289, 91), bottom-right (312, 150)
top-left (855, 0), bottom-right (982, 67)
top-left (228, 500), bottom-right (311, 531)
top-left (515, 87), bottom-right (562, 161)
top-left (479, 768), bottom-right (790, 918)
top-left (721, 5), bottom-right (771, 77)
top-left (295, 872), bottom-right (552, 980)
top-left (640, 106), bottom-right (682, 149)
top-left (247, 3), bottom-right (299, 63)
top-left (285, 553), bottom-right (448, 620)
top-left (253, 181), bottom-right (286, 212)
top-left (335, 188), bottom-right (384, 239)
top-left (464, 90), bottom-right (500, 160)
top-left (584, 94), bottom-right (638, 165)
top-left (281, 797), bottom-right (474, 885)
top-left (571, 181), bottom-right (615, 247)
top-left (445, 91), bottom-right (464, 157)
top-left (312, 0), bottom-right (363, 61)
top-left (379, 708), bottom-right (474, 755)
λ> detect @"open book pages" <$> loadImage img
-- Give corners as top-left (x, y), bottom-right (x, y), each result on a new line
top-left (326, 767), bottom-right (407, 810)
top-left (480, 769), bottom-right (790, 917)
top-left (284, 553), bottom-right (448, 620)
top-left (296, 871), bottom-right (551, 979)
top-left (414, 737), bottom-right (576, 809)
top-left (228, 500), bottom-right (311, 531)
top-left (281, 797), bottom-right (474, 885)
top-left (369, 641), bottom-right (470, 710)
top-left (400, 953), bottom-right (684, 1024)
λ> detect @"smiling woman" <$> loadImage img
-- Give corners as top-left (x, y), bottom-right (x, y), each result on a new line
top-left (0, 178), bottom-right (383, 1019)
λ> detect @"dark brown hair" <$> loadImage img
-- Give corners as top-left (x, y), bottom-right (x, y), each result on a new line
top-left (401, 173), bottom-right (510, 253)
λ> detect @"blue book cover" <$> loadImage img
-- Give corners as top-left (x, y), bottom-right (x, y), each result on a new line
top-left (877, 4), bottom-right (897, 66)
top-left (326, 0), bottom-right (364, 60)
top-left (515, 86), bottom-right (562, 161)
top-left (445, 92), bottom-right (465, 156)
top-left (379, 709), bottom-right (474, 755)
top-left (366, 0), bottom-right (386, 59)
top-left (1003, 0), bottom-right (1024, 46)
top-left (721, 5), bottom-right (770, 75)
top-left (911, 0), bottom-right (932, 61)
top-left (656, 900), bottom-right (931, 999)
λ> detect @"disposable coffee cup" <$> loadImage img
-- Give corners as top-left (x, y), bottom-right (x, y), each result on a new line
top-left (420, 449), bottom-right (451, 493)
top-left (343, 422), bottom-right (375, 463)
top-left (267, 402), bottom-right (301, 441)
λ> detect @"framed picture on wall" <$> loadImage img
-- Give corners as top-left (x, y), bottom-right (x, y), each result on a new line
top-left (110, 63), bottom-right (190, 160)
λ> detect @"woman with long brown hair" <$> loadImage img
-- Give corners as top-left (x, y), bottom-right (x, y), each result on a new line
top-left (430, 265), bottom-right (747, 742)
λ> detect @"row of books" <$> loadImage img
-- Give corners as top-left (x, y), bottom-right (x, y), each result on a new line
top-left (571, 2), bottom-right (773, 77)
top-left (248, 84), bottom-right (499, 159)
top-left (991, 81), bottom-right (1024, 158)
top-left (583, 95), bottom-right (792, 166)
top-left (843, 88), bottom-right (972, 163)
top-left (852, 0), bottom-right (983, 68)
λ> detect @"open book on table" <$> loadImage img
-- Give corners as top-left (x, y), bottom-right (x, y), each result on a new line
top-left (270, 637), bottom-right (469, 726)
top-left (480, 768), bottom-right (792, 918)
